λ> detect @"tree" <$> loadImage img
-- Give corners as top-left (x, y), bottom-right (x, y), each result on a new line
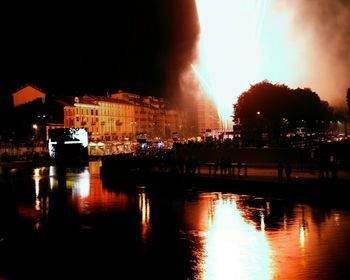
top-left (233, 81), bottom-right (333, 147)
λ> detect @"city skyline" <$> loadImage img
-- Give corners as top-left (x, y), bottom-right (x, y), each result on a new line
top-left (2, 2), bottom-right (350, 279)
top-left (0, 0), bottom-right (350, 110)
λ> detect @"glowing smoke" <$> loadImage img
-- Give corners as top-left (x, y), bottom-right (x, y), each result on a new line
top-left (194, 0), bottom-right (268, 126)
top-left (193, 0), bottom-right (350, 124)
top-left (275, 0), bottom-right (350, 107)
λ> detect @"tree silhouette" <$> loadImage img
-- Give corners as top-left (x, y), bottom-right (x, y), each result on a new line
top-left (233, 81), bottom-right (333, 147)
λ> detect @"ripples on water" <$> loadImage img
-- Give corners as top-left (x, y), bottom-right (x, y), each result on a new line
top-left (1, 161), bottom-right (350, 279)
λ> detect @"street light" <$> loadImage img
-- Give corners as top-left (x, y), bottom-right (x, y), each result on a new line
top-left (32, 124), bottom-right (38, 141)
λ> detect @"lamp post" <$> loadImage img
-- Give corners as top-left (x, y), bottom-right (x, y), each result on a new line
top-left (256, 111), bottom-right (262, 147)
top-left (32, 124), bottom-right (38, 141)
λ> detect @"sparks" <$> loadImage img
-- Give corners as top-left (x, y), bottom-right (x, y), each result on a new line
top-left (194, 0), bottom-right (302, 126)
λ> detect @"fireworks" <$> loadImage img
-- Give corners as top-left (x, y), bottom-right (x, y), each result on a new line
top-left (194, 0), bottom-right (301, 126)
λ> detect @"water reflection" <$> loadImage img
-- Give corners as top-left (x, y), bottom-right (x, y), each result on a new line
top-left (138, 187), bottom-right (151, 241)
top-left (299, 206), bottom-right (308, 250)
top-left (201, 194), bottom-right (274, 280)
top-left (72, 168), bottom-right (90, 198)
top-left (33, 168), bottom-right (40, 211)
top-left (49, 166), bottom-right (55, 190)
top-left (2, 163), bottom-right (350, 279)
top-left (32, 168), bottom-right (50, 229)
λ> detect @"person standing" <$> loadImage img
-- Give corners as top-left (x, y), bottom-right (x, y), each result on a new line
top-left (330, 156), bottom-right (338, 180)
top-left (277, 161), bottom-right (284, 183)
top-left (214, 158), bottom-right (219, 175)
top-left (237, 159), bottom-right (242, 177)
top-left (285, 162), bottom-right (292, 183)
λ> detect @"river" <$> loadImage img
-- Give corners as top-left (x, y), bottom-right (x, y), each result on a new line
top-left (1, 161), bottom-right (350, 279)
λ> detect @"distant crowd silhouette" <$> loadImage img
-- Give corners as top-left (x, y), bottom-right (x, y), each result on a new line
top-left (277, 161), bottom-right (292, 184)
top-left (318, 156), bottom-right (338, 180)
top-left (277, 155), bottom-right (339, 184)
top-left (101, 141), bottom-right (342, 184)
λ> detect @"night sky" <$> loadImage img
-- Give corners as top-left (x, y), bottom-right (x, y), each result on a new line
top-left (0, 1), bottom-right (199, 98)
top-left (1, 0), bottom-right (350, 108)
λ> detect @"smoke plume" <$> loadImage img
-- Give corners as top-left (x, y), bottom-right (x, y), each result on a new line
top-left (273, 0), bottom-right (350, 108)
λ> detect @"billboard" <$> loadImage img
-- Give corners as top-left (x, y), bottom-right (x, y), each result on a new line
top-left (48, 128), bottom-right (88, 162)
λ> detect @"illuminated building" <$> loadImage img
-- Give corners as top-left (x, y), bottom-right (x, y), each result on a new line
top-left (63, 92), bottom-right (186, 141)
top-left (63, 95), bottom-right (134, 141)
top-left (10, 85), bottom-right (65, 142)
top-left (112, 92), bottom-right (165, 139)
top-left (10, 86), bottom-right (46, 141)
top-left (196, 94), bottom-right (220, 136)
top-left (12, 84), bottom-right (46, 108)
top-left (9, 85), bottom-right (188, 143)
top-left (165, 107), bottom-right (186, 140)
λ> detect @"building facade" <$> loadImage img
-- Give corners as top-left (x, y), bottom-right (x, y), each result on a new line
top-left (63, 92), bottom-right (186, 142)
top-left (9, 85), bottom-right (221, 144)
top-left (12, 85), bottom-right (46, 108)
top-left (196, 94), bottom-right (220, 136)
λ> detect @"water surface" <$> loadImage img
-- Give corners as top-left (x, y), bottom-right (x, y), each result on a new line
top-left (1, 161), bottom-right (350, 279)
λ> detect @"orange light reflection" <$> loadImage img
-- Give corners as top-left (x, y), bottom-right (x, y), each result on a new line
top-left (49, 166), bottom-right (56, 190)
top-left (202, 194), bottom-right (275, 280)
top-left (33, 168), bottom-right (41, 211)
top-left (139, 190), bottom-right (151, 241)
top-left (72, 168), bottom-right (90, 198)
top-left (299, 225), bottom-right (306, 249)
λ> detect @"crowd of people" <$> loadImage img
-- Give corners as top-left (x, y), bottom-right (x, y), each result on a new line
top-left (100, 139), bottom-right (344, 185)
